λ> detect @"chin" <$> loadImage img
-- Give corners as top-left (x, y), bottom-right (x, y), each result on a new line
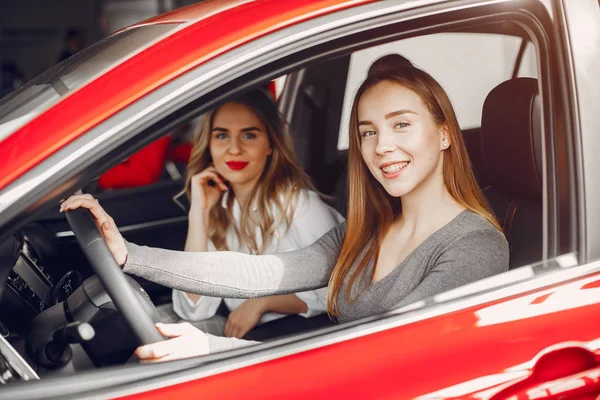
top-left (382, 183), bottom-right (413, 198)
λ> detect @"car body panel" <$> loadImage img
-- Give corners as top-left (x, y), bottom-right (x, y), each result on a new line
top-left (0, 0), bottom-right (374, 192)
top-left (116, 269), bottom-right (600, 399)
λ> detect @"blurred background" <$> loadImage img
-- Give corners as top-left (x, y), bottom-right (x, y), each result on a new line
top-left (0, 0), bottom-right (202, 99)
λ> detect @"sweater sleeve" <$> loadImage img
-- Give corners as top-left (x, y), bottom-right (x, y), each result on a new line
top-left (285, 191), bottom-right (345, 317)
top-left (390, 227), bottom-right (509, 310)
top-left (123, 223), bottom-right (346, 298)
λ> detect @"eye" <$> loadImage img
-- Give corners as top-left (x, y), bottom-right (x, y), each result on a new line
top-left (360, 130), bottom-right (376, 138)
top-left (394, 122), bottom-right (410, 129)
top-left (214, 133), bottom-right (229, 140)
top-left (242, 132), bottom-right (257, 140)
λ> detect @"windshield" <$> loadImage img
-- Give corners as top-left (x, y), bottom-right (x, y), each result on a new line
top-left (0, 23), bottom-right (180, 142)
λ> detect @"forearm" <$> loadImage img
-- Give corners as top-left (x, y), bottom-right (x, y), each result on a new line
top-left (184, 209), bottom-right (209, 252)
top-left (123, 223), bottom-right (345, 298)
top-left (255, 294), bottom-right (308, 315)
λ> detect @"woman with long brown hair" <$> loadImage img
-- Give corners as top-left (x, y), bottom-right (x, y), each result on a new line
top-left (61, 61), bottom-right (508, 361)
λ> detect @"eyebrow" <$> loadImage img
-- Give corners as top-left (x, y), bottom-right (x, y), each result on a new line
top-left (211, 126), bottom-right (262, 133)
top-left (385, 109), bottom-right (416, 119)
top-left (358, 109), bottom-right (417, 126)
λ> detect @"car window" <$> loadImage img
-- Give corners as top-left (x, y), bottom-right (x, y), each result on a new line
top-left (337, 32), bottom-right (536, 150)
top-left (0, 23), bottom-right (180, 142)
top-left (517, 42), bottom-right (538, 78)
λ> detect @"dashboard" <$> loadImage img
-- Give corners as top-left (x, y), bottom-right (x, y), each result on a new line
top-left (0, 228), bottom-right (84, 336)
top-left (0, 222), bottom-right (162, 381)
top-left (8, 239), bottom-right (55, 313)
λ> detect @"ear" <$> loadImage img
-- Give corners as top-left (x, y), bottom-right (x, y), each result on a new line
top-left (267, 145), bottom-right (273, 156)
top-left (440, 123), bottom-right (451, 151)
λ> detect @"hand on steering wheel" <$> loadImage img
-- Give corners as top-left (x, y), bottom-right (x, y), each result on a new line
top-left (60, 194), bottom-right (163, 346)
top-left (136, 323), bottom-right (210, 362)
top-left (60, 194), bottom-right (128, 266)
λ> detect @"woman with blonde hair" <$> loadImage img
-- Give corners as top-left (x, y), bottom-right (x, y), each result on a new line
top-left (61, 62), bottom-right (508, 361)
top-left (161, 88), bottom-right (343, 339)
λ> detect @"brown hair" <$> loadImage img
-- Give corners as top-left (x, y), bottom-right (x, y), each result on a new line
top-left (327, 64), bottom-right (500, 316)
top-left (175, 89), bottom-right (316, 254)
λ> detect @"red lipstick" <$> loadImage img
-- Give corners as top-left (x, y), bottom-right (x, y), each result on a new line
top-left (226, 161), bottom-right (248, 170)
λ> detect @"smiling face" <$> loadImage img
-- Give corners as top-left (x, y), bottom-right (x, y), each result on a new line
top-left (358, 80), bottom-right (449, 199)
top-left (209, 101), bottom-right (272, 192)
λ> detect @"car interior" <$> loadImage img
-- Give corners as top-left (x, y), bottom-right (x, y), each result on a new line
top-left (0, 14), bottom-right (550, 384)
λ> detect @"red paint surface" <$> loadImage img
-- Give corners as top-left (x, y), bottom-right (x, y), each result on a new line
top-left (118, 273), bottom-right (600, 399)
top-left (97, 136), bottom-right (171, 189)
top-left (0, 0), bottom-right (373, 191)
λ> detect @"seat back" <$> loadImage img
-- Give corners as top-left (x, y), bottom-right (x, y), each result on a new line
top-left (481, 77), bottom-right (543, 269)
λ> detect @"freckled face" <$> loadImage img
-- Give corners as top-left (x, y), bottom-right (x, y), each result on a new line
top-left (209, 102), bottom-right (272, 191)
top-left (358, 81), bottom-right (448, 198)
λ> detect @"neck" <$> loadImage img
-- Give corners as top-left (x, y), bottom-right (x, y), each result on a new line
top-left (396, 168), bottom-right (460, 230)
top-left (231, 180), bottom-right (258, 209)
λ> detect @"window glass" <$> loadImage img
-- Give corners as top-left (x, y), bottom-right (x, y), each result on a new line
top-left (337, 32), bottom-right (524, 150)
top-left (517, 42), bottom-right (538, 78)
top-left (0, 24), bottom-right (180, 142)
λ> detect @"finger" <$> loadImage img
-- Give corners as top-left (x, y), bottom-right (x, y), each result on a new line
top-left (197, 171), bottom-right (227, 191)
top-left (60, 198), bottom-right (112, 226)
top-left (59, 194), bottom-right (95, 211)
top-left (60, 195), bottom-right (101, 213)
top-left (135, 324), bottom-right (207, 361)
top-left (135, 339), bottom-right (180, 360)
top-left (192, 169), bottom-right (227, 191)
top-left (225, 321), bottom-right (241, 339)
top-left (237, 326), bottom-right (250, 339)
top-left (135, 332), bottom-right (191, 360)
top-left (155, 322), bottom-right (197, 337)
top-left (224, 319), bottom-right (233, 338)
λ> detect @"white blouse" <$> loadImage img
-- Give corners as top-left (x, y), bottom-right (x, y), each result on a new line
top-left (172, 190), bottom-right (344, 325)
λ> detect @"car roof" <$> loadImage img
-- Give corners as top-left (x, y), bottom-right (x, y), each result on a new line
top-left (0, 0), bottom-right (377, 192)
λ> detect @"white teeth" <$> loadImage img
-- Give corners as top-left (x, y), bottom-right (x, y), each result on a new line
top-left (382, 162), bottom-right (408, 173)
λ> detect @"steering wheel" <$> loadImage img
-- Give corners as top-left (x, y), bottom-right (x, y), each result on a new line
top-left (66, 208), bottom-right (164, 345)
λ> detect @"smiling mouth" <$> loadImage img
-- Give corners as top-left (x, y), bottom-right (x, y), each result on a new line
top-left (381, 161), bottom-right (409, 174)
top-left (226, 161), bottom-right (249, 170)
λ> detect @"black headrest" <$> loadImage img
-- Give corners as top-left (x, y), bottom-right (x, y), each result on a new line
top-left (481, 78), bottom-right (542, 201)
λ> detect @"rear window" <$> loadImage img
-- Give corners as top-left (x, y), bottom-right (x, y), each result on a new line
top-left (337, 32), bottom-right (537, 150)
top-left (0, 24), bottom-right (180, 141)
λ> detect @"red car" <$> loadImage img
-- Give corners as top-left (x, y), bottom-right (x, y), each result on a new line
top-left (0, 0), bottom-right (599, 398)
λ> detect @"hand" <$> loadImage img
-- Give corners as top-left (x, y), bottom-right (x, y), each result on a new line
top-left (59, 194), bottom-right (128, 266)
top-left (224, 298), bottom-right (266, 339)
top-left (135, 323), bottom-right (210, 363)
top-left (189, 166), bottom-right (228, 212)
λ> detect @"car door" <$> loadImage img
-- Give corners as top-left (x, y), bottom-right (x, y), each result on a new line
top-left (1, 0), bottom-right (597, 398)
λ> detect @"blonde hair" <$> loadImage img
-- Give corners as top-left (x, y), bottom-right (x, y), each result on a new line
top-left (175, 89), bottom-right (317, 254)
top-left (327, 65), bottom-right (501, 316)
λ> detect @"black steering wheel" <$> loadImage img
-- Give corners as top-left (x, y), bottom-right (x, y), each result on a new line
top-left (66, 208), bottom-right (164, 345)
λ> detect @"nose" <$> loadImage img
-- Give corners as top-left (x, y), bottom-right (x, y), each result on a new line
top-left (374, 129), bottom-right (397, 155)
top-left (228, 137), bottom-right (242, 155)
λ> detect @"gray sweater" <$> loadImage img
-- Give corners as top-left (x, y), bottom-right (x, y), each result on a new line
top-left (124, 210), bottom-right (508, 351)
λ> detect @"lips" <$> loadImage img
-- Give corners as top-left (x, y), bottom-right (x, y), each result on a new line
top-left (226, 161), bottom-right (249, 170)
top-left (380, 161), bottom-right (410, 178)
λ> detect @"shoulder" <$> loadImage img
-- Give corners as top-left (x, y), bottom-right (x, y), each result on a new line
top-left (437, 211), bottom-right (509, 273)
top-left (450, 211), bottom-right (506, 245)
